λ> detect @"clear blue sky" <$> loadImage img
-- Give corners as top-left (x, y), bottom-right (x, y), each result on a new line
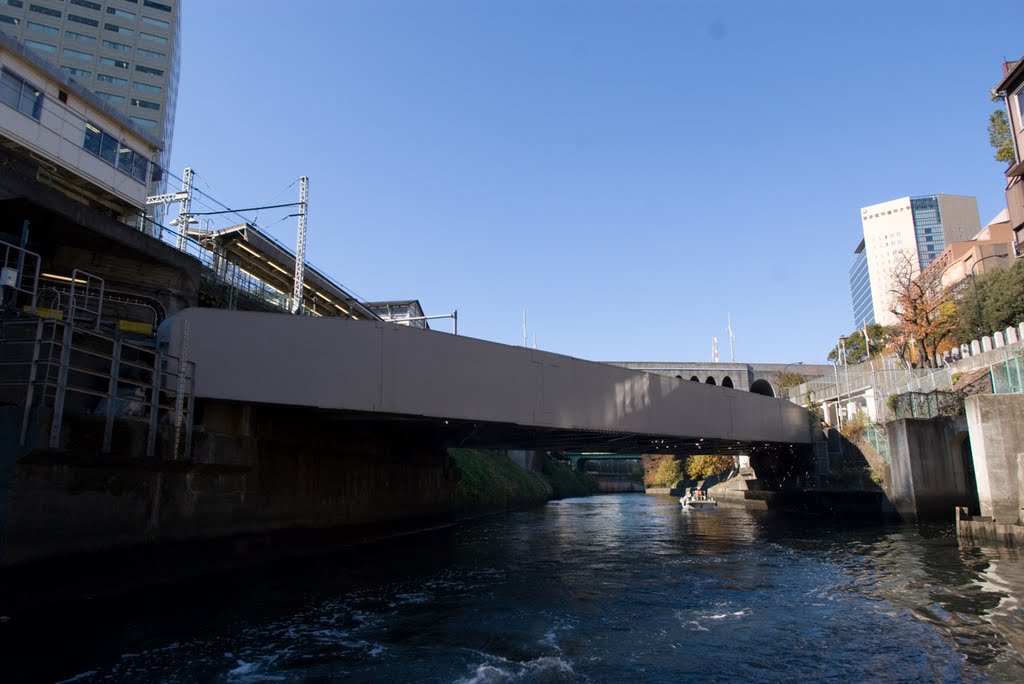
top-left (169, 1), bottom-right (1017, 364)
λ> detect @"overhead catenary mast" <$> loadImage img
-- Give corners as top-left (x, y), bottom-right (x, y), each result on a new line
top-left (291, 176), bottom-right (308, 315)
top-left (712, 336), bottom-right (719, 363)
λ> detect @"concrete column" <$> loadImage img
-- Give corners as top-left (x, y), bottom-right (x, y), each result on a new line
top-left (995, 331), bottom-right (1006, 349)
top-left (1007, 327), bottom-right (1019, 345)
top-left (864, 387), bottom-right (878, 422)
top-left (966, 394), bottom-right (1024, 523)
top-left (983, 336), bottom-right (994, 353)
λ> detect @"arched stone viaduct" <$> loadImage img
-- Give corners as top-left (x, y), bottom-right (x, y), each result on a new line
top-left (605, 362), bottom-right (833, 398)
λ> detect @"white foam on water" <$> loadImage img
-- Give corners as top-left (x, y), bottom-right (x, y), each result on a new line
top-left (454, 654), bottom-right (582, 683)
top-left (54, 671), bottom-right (98, 684)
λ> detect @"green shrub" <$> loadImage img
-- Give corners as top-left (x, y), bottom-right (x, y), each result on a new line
top-left (449, 449), bottom-right (549, 510)
top-left (543, 458), bottom-right (598, 498)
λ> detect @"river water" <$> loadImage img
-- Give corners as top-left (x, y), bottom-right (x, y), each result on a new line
top-left (7, 494), bottom-right (1024, 683)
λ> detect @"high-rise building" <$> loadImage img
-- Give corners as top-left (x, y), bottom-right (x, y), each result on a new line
top-left (0, 0), bottom-right (180, 180)
top-left (848, 239), bottom-right (873, 328)
top-left (856, 194), bottom-right (980, 326)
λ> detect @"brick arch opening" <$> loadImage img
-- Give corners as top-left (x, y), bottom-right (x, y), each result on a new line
top-left (721, 376), bottom-right (734, 388)
top-left (705, 376), bottom-right (717, 385)
top-left (750, 379), bottom-right (775, 397)
top-left (690, 376), bottom-right (700, 382)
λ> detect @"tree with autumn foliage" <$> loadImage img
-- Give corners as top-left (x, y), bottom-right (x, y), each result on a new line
top-left (685, 454), bottom-right (735, 480)
top-left (887, 251), bottom-right (958, 368)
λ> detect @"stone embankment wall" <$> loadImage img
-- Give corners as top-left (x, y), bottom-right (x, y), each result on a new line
top-left (0, 402), bottom-right (594, 567)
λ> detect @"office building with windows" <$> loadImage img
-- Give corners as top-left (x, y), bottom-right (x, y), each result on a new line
top-left (848, 239), bottom-right (873, 328)
top-left (0, 0), bottom-right (180, 179)
top-left (858, 194), bottom-right (980, 326)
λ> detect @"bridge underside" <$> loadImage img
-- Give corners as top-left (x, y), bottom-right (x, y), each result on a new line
top-left (248, 403), bottom-right (795, 456)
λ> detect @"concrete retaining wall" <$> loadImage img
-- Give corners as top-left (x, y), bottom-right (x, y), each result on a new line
top-left (1, 402), bottom-right (460, 566)
top-left (886, 417), bottom-right (975, 522)
top-left (965, 394), bottom-right (1024, 523)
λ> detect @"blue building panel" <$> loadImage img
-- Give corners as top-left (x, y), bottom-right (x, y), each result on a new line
top-left (849, 241), bottom-right (874, 328)
top-left (911, 196), bottom-right (945, 270)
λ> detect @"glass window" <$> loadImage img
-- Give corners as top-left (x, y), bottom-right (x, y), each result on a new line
top-left (95, 91), bottom-right (125, 103)
top-left (136, 47), bottom-right (164, 60)
top-left (1017, 87), bottom-right (1024, 132)
top-left (100, 56), bottom-right (129, 69)
top-left (143, 1), bottom-right (171, 12)
top-left (62, 47), bottom-right (93, 61)
top-left (82, 122), bottom-right (149, 183)
top-left (60, 65), bottom-right (92, 79)
top-left (139, 31), bottom-right (167, 45)
top-left (65, 30), bottom-right (97, 44)
top-left (102, 39), bottom-right (131, 52)
top-left (83, 122), bottom-right (102, 155)
top-left (67, 14), bottom-right (98, 26)
top-left (3, 1), bottom-right (24, 8)
top-left (96, 73), bottom-right (127, 86)
top-left (0, 13), bottom-right (17, 25)
top-left (99, 129), bottom-right (118, 164)
top-left (132, 81), bottom-right (161, 93)
top-left (134, 64), bottom-right (163, 76)
top-left (106, 7), bottom-right (135, 19)
top-left (131, 97), bottom-right (158, 110)
top-left (70, 0), bottom-right (101, 9)
top-left (104, 22), bottom-right (133, 36)
top-left (129, 115), bottom-right (156, 127)
top-left (131, 152), bottom-right (148, 182)
top-left (0, 68), bottom-right (43, 120)
top-left (29, 4), bottom-right (60, 18)
top-left (23, 39), bottom-right (57, 53)
top-left (0, 69), bottom-right (22, 112)
top-left (140, 15), bottom-right (168, 29)
top-left (27, 21), bottom-right (59, 33)
top-left (117, 144), bottom-right (134, 174)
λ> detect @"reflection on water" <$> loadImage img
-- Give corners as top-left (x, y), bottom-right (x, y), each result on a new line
top-left (5, 495), bottom-right (1024, 683)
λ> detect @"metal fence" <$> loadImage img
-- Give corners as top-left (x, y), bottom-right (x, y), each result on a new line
top-left (863, 421), bottom-right (889, 463)
top-left (887, 391), bottom-right (964, 420)
top-left (1, 313), bottom-right (195, 460)
top-left (991, 352), bottom-right (1024, 395)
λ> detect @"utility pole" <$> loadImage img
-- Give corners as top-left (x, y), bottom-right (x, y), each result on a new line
top-left (291, 176), bottom-right (308, 315)
top-left (522, 309), bottom-right (528, 347)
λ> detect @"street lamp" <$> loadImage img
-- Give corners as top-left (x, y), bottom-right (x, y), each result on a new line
top-left (969, 253), bottom-right (1009, 340)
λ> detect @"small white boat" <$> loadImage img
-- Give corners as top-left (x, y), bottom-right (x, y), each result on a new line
top-left (679, 491), bottom-right (717, 509)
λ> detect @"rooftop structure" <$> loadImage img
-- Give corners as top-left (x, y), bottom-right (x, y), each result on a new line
top-left (365, 300), bottom-right (430, 330)
top-left (187, 222), bottom-right (377, 320)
